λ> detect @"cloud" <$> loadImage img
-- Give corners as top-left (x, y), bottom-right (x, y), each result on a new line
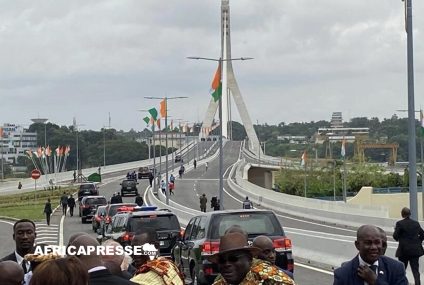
top-left (0, 0), bottom-right (423, 131)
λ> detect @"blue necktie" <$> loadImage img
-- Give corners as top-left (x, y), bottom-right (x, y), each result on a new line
top-left (370, 265), bottom-right (378, 274)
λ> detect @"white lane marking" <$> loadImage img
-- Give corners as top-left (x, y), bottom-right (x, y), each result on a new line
top-left (0, 220), bottom-right (15, 226)
top-left (294, 262), bottom-right (334, 275)
top-left (59, 214), bottom-right (64, 247)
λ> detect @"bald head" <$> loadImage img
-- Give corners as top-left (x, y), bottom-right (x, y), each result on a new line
top-left (69, 234), bottom-right (102, 269)
top-left (253, 235), bottom-right (273, 249)
top-left (67, 232), bottom-right (89, 246)
top-left (0, 260), bottom-right (24, 285)
top-left (253, 236), bottom-right (276, 264)
top-left (101, 239), bottom-right (124, 266)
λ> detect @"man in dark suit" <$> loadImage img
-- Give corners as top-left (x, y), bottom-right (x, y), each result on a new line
top-left (70, 234), bottom-right (136, 285)
top-left (0, 219), bottom-right (37, 274)
top-left (393, 207), bottom-right (424, 285)
top-left (334, 224), bottom-right (408, 285)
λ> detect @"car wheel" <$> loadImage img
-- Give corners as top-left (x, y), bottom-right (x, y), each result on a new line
top-left (190, 267), bottom-right (198, 285)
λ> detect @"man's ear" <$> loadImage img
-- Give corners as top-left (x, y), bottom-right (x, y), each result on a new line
top-left (354, 240), bottom-right (360, 251)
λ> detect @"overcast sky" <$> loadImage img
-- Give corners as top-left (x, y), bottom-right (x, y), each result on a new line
top-left (1, 0), bottom-right (423, 131)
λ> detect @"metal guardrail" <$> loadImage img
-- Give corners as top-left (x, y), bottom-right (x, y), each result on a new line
top-left (373, 187), bottom-right (410, 193)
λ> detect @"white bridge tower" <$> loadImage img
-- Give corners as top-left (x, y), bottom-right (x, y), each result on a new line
top-left (201, 0), bottom-right (261, 154)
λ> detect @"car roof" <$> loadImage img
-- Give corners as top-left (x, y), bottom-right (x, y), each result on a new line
top-left (194, 209), bottom-right (275, 217)
top-left (129, 210), bottom-right (176, 217)
top-left (82, 195), bottom-right (105, 199)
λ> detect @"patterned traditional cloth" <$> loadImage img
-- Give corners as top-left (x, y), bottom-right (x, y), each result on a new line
top-left (212, 259), bottom-right (296, 285)
top-left (130, 257), bottom-right (184, 285)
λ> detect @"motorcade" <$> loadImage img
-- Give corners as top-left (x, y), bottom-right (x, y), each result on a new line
top-left (171, 209), bottom-right (294, 285)
top-left (99, 203), bottom-right (137, 235)
top-left (92, 205), bottom-right (107, 232)
top-left (103, 206), bottom-right (182, 257)
top-left (138, 167), bottom-right (151, 179)
top-left (120, 179), bottom-right (139, 197)
top-left (77, 183), bottom-right (99, 202)
top-left (79, 196), bottom-right (107, 223)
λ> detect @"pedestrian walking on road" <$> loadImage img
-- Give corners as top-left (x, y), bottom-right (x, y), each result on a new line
top-left (73, 170), bottom-right (76, 183)
top-left (205, 162), bottom-right (208, 172)
top-left (393, 207), bottom-right (424, 285)
top-left (161, 180), bottom-right (166, 195)
top-left (148, 172), bottom-right (154, 187)
top-left (242, 196), bottom-right (253, 209)
top-left (200, 194), bottom-right (207, 212)
top-left (193, 159), bottom-right (197, 169)
top-left (18, 182), bottom-right (22, 189)
top-left (135, 193), bottom-right (144, 207)
top-left (43, 198), bottom-right (52, 226)
top-left (67, 194), bottom-right (76, 217)
top-left (60, 192), bottom-right (68, 216)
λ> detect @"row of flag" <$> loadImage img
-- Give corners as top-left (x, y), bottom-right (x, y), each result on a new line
top-left (300, 138), bottom-right (347, 167)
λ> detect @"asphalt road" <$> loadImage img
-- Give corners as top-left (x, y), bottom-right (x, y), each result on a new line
top-left (0, 140), bottom-right (346, 284)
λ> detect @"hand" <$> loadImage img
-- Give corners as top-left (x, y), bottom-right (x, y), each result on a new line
top-left (357, 265), bottom-right (377, 285)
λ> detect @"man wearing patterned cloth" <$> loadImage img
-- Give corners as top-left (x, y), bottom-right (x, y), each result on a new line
top-left (130, 228), bottom-right (184, 285)
top-left (208, 232), bottom-right (295, 285)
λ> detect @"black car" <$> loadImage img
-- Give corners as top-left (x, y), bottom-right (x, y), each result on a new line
top-left (120, 179), bottom-right (139, 196)
top-left (78, 183), bottom-right (99, 202)
top-left (175, 155), bottom-right (183, 163)
top-left (138, 167), bottom-right (151, 179)
top-left (99, 203), bottom-right (138, 235)
top-left (172, 209), bottom-right (294, 285)
top-left (79, 196), bottom-right (107, 223)
top-left (103, 206), bottom-right (182, 257)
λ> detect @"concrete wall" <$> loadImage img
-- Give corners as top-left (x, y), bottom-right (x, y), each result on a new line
top-left (247, 167), bottom-right (274, 189)
top-left (347, 187), bottom-right (423, 219)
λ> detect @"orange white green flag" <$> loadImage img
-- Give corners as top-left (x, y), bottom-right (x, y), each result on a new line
top-left (210, 62), bottom-right (222, 102)
top-left (301, 150), bottom-right (307, 167)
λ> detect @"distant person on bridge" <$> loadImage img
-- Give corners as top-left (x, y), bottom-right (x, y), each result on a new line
top-left (135, 193), bottom-right (144, 207)
top-left (205, 162), bottom-right (209, 172)
top-left (18, 182), bottom-right (22, 190)
top-left (73, 170), bottom-right (76, 183)
top-left (67, 194), bottom-right (76, 217)
top-left (393, 207), bottom-right (424, 285)
top-left (161, 180), bottom-right (166, 195)
top-left (193, 159), bottom-right (197, 169)
top-left (242, 196), bottom-right (253, 209)
top-left (148, 172), bottom-right (154, 187)
top-left (334, 224), bottom-right (408, 285)
top-left (43, 198), bottom-right (52, 226)
top-left (60, 192), bottom-right (68, 216)
top-left (200, 194), bottom-right (207, 212)
top-left (178, 165), bottom-right (185, 178)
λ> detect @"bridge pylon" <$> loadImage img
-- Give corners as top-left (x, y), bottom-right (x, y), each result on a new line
top-left (200, 0), bottom-right (262, 154)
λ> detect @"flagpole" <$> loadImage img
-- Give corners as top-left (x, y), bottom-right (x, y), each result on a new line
top-left (304, 162), bottom-right (307, 198)
top-left (343, 157), bottom-right (347, 203)
top-left (333, 160), bottom-right (336, 201)
top-left (152, 123), bottom-right (156, 193)
top-left (421, 135), bottom-right (424, 219)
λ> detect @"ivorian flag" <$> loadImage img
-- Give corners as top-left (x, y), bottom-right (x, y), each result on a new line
top-left (160, 99), bottom-right (166, 118)
top-left (300, 150), bottom-right (307, 167)
top-left (421, 110), bottom-right (424, 136)
top-left (157, 118), bottom-right (161, 129)
top-left (143, 116), bottom-right (150, 125)
top-left (210, 62), bottom-right (222, 102)
top-left (341, 137), bottom-right (346, 158)
top-left (148, 108), bottom-right (158, 121)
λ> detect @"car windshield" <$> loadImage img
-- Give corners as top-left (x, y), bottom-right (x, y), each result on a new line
top-left (139, 167), bottom-right (149, 172)
top-left (122, 180), bottom-right (136, 186)
top-left (128, 215), bottom-right (180, 232)
top-left (109, 204), bottom-right (137, 216)
top-left (85, 198), bottom-right (107, 206)
top-left (210, 212), bottom-right (284, 239)
top-left (80, 184), bottom-right (95, 190)
top-left (97, 207), bottom-right (106, 215)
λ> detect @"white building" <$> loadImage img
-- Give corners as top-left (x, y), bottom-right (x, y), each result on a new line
top-left (0, 123), bottom-right (37, 164)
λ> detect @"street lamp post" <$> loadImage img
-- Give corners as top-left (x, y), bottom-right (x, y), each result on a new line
top-left (145, 96), bottom-right (188, 205)
top-left (405, 0), bottom-right (418, 220)
top-left (188, 56), bottom-right (253, 210)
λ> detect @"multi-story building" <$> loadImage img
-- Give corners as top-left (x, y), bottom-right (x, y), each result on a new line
top-left (0, 123), bottom-right (37, 164)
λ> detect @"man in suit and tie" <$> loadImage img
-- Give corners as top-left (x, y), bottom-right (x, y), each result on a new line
top-left (334, 224), bottom-right (408, 285)
top-left (0, 219), bottom-right (37, 275)
top-left (393, 207), bottom-right (424, 285)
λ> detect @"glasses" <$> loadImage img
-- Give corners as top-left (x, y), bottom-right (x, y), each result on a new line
top-left (218, 254), bottom-right (247, 264)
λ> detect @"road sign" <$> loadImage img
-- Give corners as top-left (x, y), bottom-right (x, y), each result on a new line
top-left (31, 169), bottom-right (41, 180)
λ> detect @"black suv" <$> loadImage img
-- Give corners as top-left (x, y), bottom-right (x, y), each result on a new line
top-left (79, 196), bottom-right (107, 223)
top-left (120, 179), bottom-right (139, 196)
top-left (172, 209), bottom-right (294, 285)
top-left (78, 183), bottom-right (99, 202)
top-left (103, 206), bottom-right (182, 257)
top-left (138, 167), bottom-right (151, 179)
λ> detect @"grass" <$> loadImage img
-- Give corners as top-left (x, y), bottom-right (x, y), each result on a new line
top-left (0, 186), bottom-right (77, 220)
